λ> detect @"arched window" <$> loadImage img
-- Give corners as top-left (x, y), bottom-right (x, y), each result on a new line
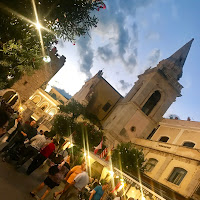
top-left (102, 102), bottom-right (112, 112)
top-left (32, 96), bottom-right (41, 104)
top-left (40, 102), bottom-right (49, 111)
top-left (59, 100), bottom-right (64, 105)
top-left (183, 142), bottom-right (195, 148)
top-left (168, 167), bottom-right (187, 185)
top-left (51, 93), bottom-right (57, 100)
top-left (2, 91), bottom-right (18, 106)
top-left (142, 90), bottom-right (161, 115)
top-left (145, 158), bottom-right (158, 172)
top-left (48, 109), bottom-right (57, 116)
top-left (159, 136), bottom-right (169, 143)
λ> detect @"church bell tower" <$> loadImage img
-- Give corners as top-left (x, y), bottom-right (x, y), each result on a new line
top-left (103, 39), bottom-right (194, 142)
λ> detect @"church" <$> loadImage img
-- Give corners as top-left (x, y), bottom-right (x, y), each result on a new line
top-left (1, 39), bottom-right (199, 200)
top-left (73, 39), bottom-right (200, 200)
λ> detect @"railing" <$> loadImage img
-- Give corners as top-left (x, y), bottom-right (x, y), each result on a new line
top-left (114, 167), bottom-right (166, 200)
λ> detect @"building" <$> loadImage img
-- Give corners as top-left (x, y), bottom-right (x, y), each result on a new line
top-left (73, 39), bottom-right (199, 199)
top-left (73, 70), bottom-right (123, 122)
top-left (49, 88), bottom-right (69, 105)
top-left (0, 50), bottom-right (66, 110)
top-left (20, 88), bottom-right (68, 131)
top-left (103, 39), bottom-right (194, 143)
top-left (134, 118), bottom-right (200, 200)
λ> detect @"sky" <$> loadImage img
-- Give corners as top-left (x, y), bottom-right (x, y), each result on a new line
top-left (48, 0), bottom-right (200, 121)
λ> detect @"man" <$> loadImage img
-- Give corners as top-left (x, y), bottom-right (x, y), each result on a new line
top-left (16, 130), bottom-right (48, 167)
top-left (54, 160), bottom-right (86, 198)
top-left (26, 139), bottom-right (57, 175)
top-left (59, 166), bottom-right (89, 200)
top-left (1, 120), bottom-right (36, 158)
top-left (23, 120), bottom-right (37, 140)
top-left (89, 182), bottom-right (109, 200)
top-left (0, 108), bottom-right (9, 137)
top-left (65, 160), bottom-right (86, 183)
top-left (6, 116), bottom-right (22, 142)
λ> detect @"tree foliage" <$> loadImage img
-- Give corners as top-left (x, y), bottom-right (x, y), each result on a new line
top-left (60, 99), bottom-right (101, 127)
top-left (112, 143), bottom-right (145, 174)
top-left (51, 99), bottom-right (105, 150)
top-left (68, 145), bottom-right (84, 166)
top-left (0, 0), bottom-right (105, 89)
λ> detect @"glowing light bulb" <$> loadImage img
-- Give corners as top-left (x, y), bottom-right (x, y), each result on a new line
top-left (43, 56), bottom-right (51, 63)
top-left (36, 22), bottom-right (41, 30)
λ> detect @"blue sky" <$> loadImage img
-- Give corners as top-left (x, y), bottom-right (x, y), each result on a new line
top-left (48, 0), bottom-right (200, 121)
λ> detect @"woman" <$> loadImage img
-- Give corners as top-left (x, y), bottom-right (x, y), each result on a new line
top-left (30, 160), bottom-right (70, 200)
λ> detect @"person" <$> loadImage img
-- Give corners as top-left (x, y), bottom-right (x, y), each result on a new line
top-left (58, 169), bottom-right (89, 200)
top-left (90, 179), bottom-right (99, 190)
top-left (39, 130), bottom-right (44, 135)
top-left (23, 120), bottom-right (37, 140)
top-left (0, 108), bottom-right (9, 137)
top-left (30, 160), bottom-right (70, 200)
top-left (16, 130), bottom-right (48, 168)
top-left (89, 182), bottom-right (109, 200)
top-left (26, 139), bottom-right (57, 175)
top-left (1, 120), bottom-right (36, 160)
top-left (54, 160), bottom-right (86, 198)
top-left (6, 116), bottom-right (22, 142)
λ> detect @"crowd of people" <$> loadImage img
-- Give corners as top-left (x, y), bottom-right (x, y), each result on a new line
top-left (0, 108), bottom-right (136, 200)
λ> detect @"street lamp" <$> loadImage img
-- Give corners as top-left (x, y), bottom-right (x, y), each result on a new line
top-left (43, 55), bottom-right (51, 63)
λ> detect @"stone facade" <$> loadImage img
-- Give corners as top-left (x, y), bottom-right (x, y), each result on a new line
top-left (132, 117), bottom-right (200, 199)
top-left (20, 88), bottom-right (68, 130)
top-left (103, 39), bottom-right (193, 143)
top-left (73, 70), bottom-right (123, 121)
top-left (11, 51), bottom-right (66, 104)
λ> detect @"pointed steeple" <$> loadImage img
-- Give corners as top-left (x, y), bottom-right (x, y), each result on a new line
top-left (167, 38), bottom-right (194, 69)
top-left (157, 39), bottom-right (194, 80)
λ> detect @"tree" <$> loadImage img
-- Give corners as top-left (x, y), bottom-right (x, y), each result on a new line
top-left (51, 99), bottom-right (105, 150)
top-left (60, 99), bottom-right (101, 127)
top-left (112, 143), bottom-right (145, 174)
top-left (68, 145), bottom-right (84, 166)
top-left (0, 0), bottom-right (106, 89)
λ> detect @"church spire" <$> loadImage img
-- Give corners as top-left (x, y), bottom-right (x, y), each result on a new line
top-left (167, 38), bottom-right (194, 69)
top-left (158, 38), bottom-right (194, 80)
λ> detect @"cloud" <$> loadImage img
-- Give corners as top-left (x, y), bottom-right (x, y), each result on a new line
top-left (171, 4), bottom-right (178, 19)
top-left (152, 13), bottom-right (160, 22)
top-left (119, 80), bottom-right (132, 90)
top-left (76, 36), bottom-right (93, 78)
top-left (95, 0), bottom-right (152, 73)
top-left (146, 32), bottom-right (160, 40)
top-left (97, 44), bottom-right (115, 61)
top-left (74, 0), bottom-right (153, 78)
top-left (148, 48), bottom-right (160, 66)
